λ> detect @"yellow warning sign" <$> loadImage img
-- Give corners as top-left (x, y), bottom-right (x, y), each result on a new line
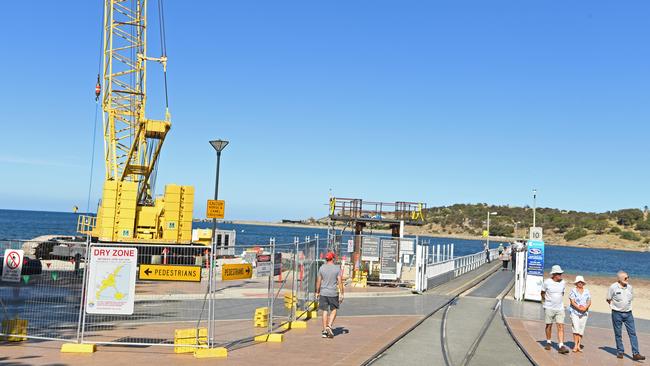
top-left (482, 230), bottom-right (489, 238)
top-left (222, 263), bottom-right (253, 281)
top-left (139, 264), bottom-right (202, 282)
top-left (207, 200), bottom-right (225, 219)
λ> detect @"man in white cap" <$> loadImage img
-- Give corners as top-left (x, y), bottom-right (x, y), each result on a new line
top-left (607, 271), bottom-right (645, 360)
top-left (541, 264), bottom-right (570, 354)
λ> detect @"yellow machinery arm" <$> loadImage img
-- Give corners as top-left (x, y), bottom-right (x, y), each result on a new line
top-left (79, 0), bottom-right (194, 243)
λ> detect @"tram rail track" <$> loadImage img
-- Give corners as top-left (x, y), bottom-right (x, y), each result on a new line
top-left (364, 265), bottom-right (535, 366)
top-left (440, 279), bottom-right (516, 366)
top-left (363, 264), bottom-right (500, 366)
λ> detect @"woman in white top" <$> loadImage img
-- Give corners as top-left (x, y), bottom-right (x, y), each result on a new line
top-left (569, 275), bottom-right (591, 352)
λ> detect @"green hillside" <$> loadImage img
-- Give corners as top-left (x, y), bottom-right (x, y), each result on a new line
top-left (423, 204), bottom-right (650, 244)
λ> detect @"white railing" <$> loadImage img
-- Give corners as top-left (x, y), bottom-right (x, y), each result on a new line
top-left (454, 248), bottom-right (498, 277)
top-left (414, 246), bottom-right (498, 293)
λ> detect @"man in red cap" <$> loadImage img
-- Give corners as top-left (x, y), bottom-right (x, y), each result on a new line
top-left (316, 251), bottom-right (344, 338)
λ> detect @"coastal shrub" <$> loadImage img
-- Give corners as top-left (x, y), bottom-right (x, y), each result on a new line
top-left (614, 209), bottom-right (644, 226)
top-left (644, 238), bottom-right (650, 244)
top-left (609, 226), bottom-right (622, 234)
top-left (489, 224), bottom-right (514, 237)
top-left (580, 219), bottom-right (609, 233)
top-left (564, 228), bottom-right (587, 241)
top-left (620, 231), bottom-right (642, 241)
top-left (635, 220), bottom-right (650, 231)
top-left (549, 215), bottom-right (572, 233)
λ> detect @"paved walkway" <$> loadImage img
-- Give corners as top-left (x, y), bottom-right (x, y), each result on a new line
top-left (504, 299), bottom-right (650, 365)
top-left (0, 315), bottom-right (421, 366)
top-left (1, 262), bottom-right (502, 366)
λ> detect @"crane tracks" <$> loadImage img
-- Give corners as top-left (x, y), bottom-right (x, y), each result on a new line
top-left (364, 265), bottom-right (501, 366)
top-left (365, 268), bottom-right (533, 366)
top-left (440, 280), bottom-right (514, 366)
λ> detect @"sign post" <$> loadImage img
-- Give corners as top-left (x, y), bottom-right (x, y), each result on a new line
top-left (256, 254), bottom-right (272, 277)
top-left (347, 240), bottom-right (354, 253)
top-left (273, 253), bottom-right (282, 276)
top-left (523, 240), bottom-right (545, 302)
top-left (529, 227), bottom-right (543, 241)
top-left (379, 239), bottom-right (398, 280)
top-left (86, 247), bottom-right (138, 315)
top-left (2, 249), bottom-right (24, 283)
top-left (361, 237), bottom-right (379, 262)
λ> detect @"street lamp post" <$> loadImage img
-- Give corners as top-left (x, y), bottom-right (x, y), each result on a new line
top-left (209, 139), bottom-right (229, 251)
top-left (532, 188), bottom-right (537, 227)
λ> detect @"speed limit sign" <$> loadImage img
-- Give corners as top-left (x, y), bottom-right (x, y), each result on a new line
top-left (529, 227), bottom-right (543, 241)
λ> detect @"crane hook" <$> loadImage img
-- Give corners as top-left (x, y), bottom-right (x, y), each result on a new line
top-left (94, 74), bottom-right (101, 101)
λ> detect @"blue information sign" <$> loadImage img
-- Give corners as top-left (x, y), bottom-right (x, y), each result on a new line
top-left (526, 240), bottom-right (544, 276)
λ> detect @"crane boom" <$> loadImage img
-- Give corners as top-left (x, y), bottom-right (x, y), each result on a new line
top-left (79, 0), bottom-right (195, 244)
top-left (102, 0), bottom-right (168, 203)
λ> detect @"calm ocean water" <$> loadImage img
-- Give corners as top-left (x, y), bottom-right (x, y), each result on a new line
top-left (1, 209), bottom-right (648, 279)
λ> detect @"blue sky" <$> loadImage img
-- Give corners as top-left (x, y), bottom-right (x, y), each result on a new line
top-left (0, 1), bottom-right (648, 220)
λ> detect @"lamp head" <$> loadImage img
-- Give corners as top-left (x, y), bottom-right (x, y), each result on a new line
top-left (209, 139), bottom-right (229, 152)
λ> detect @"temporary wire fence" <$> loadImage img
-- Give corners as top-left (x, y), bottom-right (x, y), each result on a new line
top-left (0, 238), bottom-right (86, 342)
top-left (80, 242), bottom-right (212, 349)
top-left (0, 234), bottom-right (328, 352)
top-left (1, 233), bottom-right (496, 350)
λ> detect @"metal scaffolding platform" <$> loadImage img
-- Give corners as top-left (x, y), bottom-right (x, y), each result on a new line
top-left (328, 198), bottom-right (426, 226)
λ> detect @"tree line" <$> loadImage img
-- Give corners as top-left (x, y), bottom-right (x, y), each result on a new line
top-left (423, 204), bottom-right (650, 243)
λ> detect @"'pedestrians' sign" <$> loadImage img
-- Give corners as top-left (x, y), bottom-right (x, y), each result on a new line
top-left (139, 264), bottom-right (201, 282)
top-left (2, 249), bottom-right (24, 283)
top-left (222, 263), bottom-right (253, 281)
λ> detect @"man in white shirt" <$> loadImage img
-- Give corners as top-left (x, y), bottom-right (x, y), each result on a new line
top-left (541, 265), bottom-right (570, 354)
top-left (606, 271), bottom-right (645, 361)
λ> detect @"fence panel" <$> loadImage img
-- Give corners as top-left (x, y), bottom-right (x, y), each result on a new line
top-left (296, 237), bottom-right (323, 313)
top-left (80, 243), bottom-right (212, 349)
top-left (0, 239), bottom-right (85, 342)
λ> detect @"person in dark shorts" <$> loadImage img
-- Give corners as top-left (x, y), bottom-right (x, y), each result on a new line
top-left (316, 252), bottom-right (344, 338)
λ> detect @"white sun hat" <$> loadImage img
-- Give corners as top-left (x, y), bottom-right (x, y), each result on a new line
top-left (550, 265), bottom-right (564, 274)
top-left (574, 275), bottom-right (586, 284)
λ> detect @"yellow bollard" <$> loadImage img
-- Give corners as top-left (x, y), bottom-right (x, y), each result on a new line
top-left (174, 328), bottom-right (208, 354)
top-left (254, 307), bottom-right (269, 328)
top-left (2, 318), bottom-right (27, 342)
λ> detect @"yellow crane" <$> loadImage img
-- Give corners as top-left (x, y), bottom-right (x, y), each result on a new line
top-left (79, 0), bottom-right (194, 243)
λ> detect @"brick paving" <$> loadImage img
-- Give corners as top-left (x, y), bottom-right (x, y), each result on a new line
top-left (506, 317), bottom-right (650, 365)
